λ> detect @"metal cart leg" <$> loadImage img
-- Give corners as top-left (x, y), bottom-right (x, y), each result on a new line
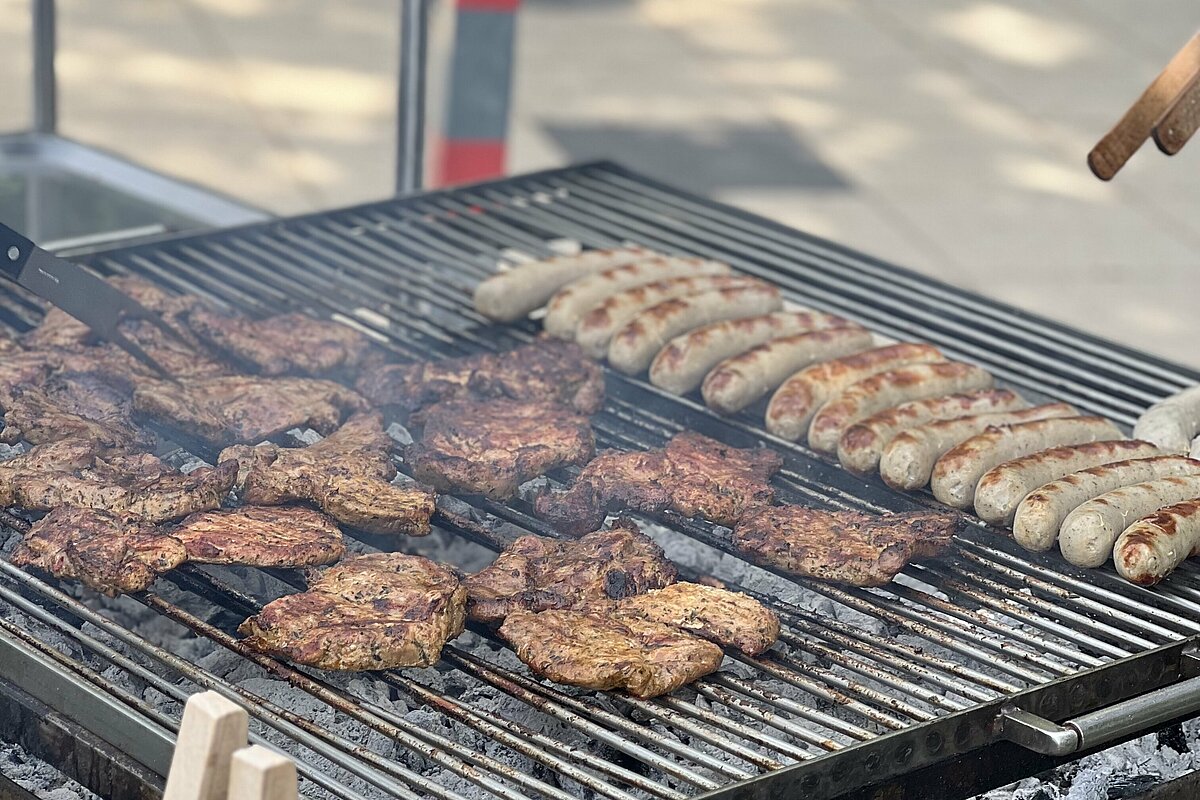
top-left (396, 0), bottom-right (429, 194)
top-left (32, 0), bottom-right (56, 135)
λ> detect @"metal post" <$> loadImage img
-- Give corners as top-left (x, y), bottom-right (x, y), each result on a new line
top-left (396, 0), bottom-right (429, 195)
top-left (32, 0), bottom-right (57, 135)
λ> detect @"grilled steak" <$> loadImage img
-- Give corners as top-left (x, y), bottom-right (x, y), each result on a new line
top-left (22, 277), bottom-right (226, 377)
top-left (0, 440), bottom-right (237, 523)
top-left (616, 582), bottom-right (779, 655)
top-left (172, 506), bottom-right (344, 567)
top-left (11, 506), bottom-right (187, 595)
top-left (22, 275), bottom-right (202, 349)
top-left (535, 432), bottom-right (782, 535)
top-left (188, 309), bottom-right (371, 376)
top-left (220, 411), bottom-right (435, 535)
top-left (0, 351), bottom-right (53, 397)
top-left (464, 521), bottom-right (677, 623)
top-left (357, 339), bottom-right (604, 415)
top-left (734, 505), bottom-right (960, 587)
top-left (239, 553), bottom-right (467, 670)
top-left (498, 608), bottom-right (724, 698)
top-left (406, 398), bottom-right (595, 500)
top-left (134, 375), bottom-right (367, 447)
top-left (2, 370), bottom-right (154, 449)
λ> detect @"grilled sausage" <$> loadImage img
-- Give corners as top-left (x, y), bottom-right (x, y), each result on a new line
top-left (807, 363), bottom-right (995, 454)
top-left (837, 389), bottom-right (1027, 475)
top-left (474, 247), bottom-right (656, 322)
top-left (973, 440), bottom-right (1162, 527)
top-left (1056, 466), bottom-right (1200, 566)
top-left (649, 310), bottom-right (858, 396)
top-left (1133, 385), bottom-right (1200, 454)
top-left (929, 416), bottom-right (1122, 509)
top-left (543, 257), bottom-right (730, 338)
top-left (576, 275), bottom-right (763, 358)
top-left (607, 285), bottom-right (784, 375)
top-left (700, 327), bottom-right (874, 415)
top-left (1115, 499), bottom-right (1200, 585)
top-left (880, 404), bottom-right (1079, 491)
top-left (764, 343), bottom-right (946, 442)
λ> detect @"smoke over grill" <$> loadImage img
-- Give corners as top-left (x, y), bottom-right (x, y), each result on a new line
top-left (1, 163), bottom-right (1199, 799)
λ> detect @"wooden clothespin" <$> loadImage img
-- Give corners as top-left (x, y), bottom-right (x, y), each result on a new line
top-left (164, 691), bottom-right (249, 800)
top-left (228, 746), bottom-right (299, 800)
top-left (1088, 32), bottom-right (1200, 180)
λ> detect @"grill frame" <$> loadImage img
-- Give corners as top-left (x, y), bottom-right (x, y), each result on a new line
top-left (1, 161), bottom-right (1200, 799)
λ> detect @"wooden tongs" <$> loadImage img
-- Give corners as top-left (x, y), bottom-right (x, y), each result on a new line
top-left (1089, 31), bottom-right (1200, 180)
top-left (163, 691), bottom-right (299, 800)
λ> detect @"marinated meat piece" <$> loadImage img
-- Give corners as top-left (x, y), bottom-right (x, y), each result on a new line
top-left (11, 506), bottom-right (186, 595)
top-left (120, 320), bottom-right (230, 379)
top-left (0, 441), bottom-right (236, 523)
top-left (134, 376), bottom-right (367, 447)
top-left (239, 553), bottom-right (466, 670)
top-left (22, 275), bottom-right (203, 350)
top-left (616, 583), bottom-right (779, 656)
top-left (219, 411), bottom-right (435, 535)
top-left (0, 351), bottom-right (53, 397)
top-left (172, 506), bottom-right (344, 567)
top-left (406, 398), bottom-right (595, 500)
top-left (498, 608), bottom-right (723, 698)
top-left (1, 385), bottom-right (144, 448)
top-left (465, 521), bottom-right (677, 623)
top-left (188, 309), bottom-right (371, 376)
top-left (734, 506), bottom-right (960, 587)
top-left (43, 370), bottom-right (134, 422)
top-left (535, 432), bottom-right (782, 535)
top-left (357, 339), bottom-right (604, 415)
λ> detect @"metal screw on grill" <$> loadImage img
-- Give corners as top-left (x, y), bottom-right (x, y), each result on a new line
top-left (6, 246), bottom-right (18, 261)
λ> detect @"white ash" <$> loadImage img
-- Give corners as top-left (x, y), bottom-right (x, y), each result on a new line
top-left (0, 741), bottom-right (99, 799)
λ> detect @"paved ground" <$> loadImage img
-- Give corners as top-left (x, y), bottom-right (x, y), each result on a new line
top-left (0, 0), bottom-right (1197, 367)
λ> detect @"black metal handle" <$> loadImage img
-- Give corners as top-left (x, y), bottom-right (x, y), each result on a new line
top-left (0, 222), bottom-right (34, 282)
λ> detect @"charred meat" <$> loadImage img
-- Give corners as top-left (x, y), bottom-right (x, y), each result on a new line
top-left (22, 275), bottom-right (201, 350)
top-left (172, 506), bottom-right (344, 567)
top-left (406, 398), bottom-right (595, 500)
top-left (357, 339), bottom-right (604, 415)
top-left (134, 375), bottom-right (367, 447)
top-left (3, 370), bottom-right (153, 449)
top-left (465, 521), bottom-right (677, 623)
top-left (220, 412), bottom-right (435, 535)
top-left (498, 608), bottom-right (724, 698)
top-left (616, 582), bottom-right (779, 656)
top-left (1, 385), bottom-right (146, 448)
top-left (0, 440), bottom-right (237, 524)
top-left (535, 432), bottom-right (782, 535)
top-left (0, 351), bottom-right (53, 397)
top-left (239, 553), bottom-right (466, 670)
top-left (188, 309), bottom-right (371, 376)
top-left (734, 505), bottom-right (960, 587)
top-left (11, 506), bottom-right (187, 595)
top-left (22, 277), bottom-right (226, 378)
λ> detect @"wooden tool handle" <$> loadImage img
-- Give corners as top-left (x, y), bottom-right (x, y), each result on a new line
top-left (1088, 32), bottom-right (1200, 180)
top-left (163, 691), bottom-right (249, 800)
top-left (228, 745), bottom-right (299, 800)
top-left (1154, 74), bottom-right (1200, 155)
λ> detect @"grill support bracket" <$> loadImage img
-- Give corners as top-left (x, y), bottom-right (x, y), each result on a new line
top-left (998, 646), bottom-right (1200, 757)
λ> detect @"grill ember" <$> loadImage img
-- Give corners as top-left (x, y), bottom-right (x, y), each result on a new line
top-left (0, 163), bottom-right (1199, 800)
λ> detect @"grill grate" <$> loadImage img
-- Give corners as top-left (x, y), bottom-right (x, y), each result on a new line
top-left (2, 162), bottom-right (1200, 799)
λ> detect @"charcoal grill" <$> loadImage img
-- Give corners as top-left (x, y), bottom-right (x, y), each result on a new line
top-left (2, 162), bottom-right (1200, 800)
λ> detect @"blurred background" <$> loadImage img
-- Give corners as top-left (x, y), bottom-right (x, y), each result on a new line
top-left (0, 0), bottom-right (1197, 365)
